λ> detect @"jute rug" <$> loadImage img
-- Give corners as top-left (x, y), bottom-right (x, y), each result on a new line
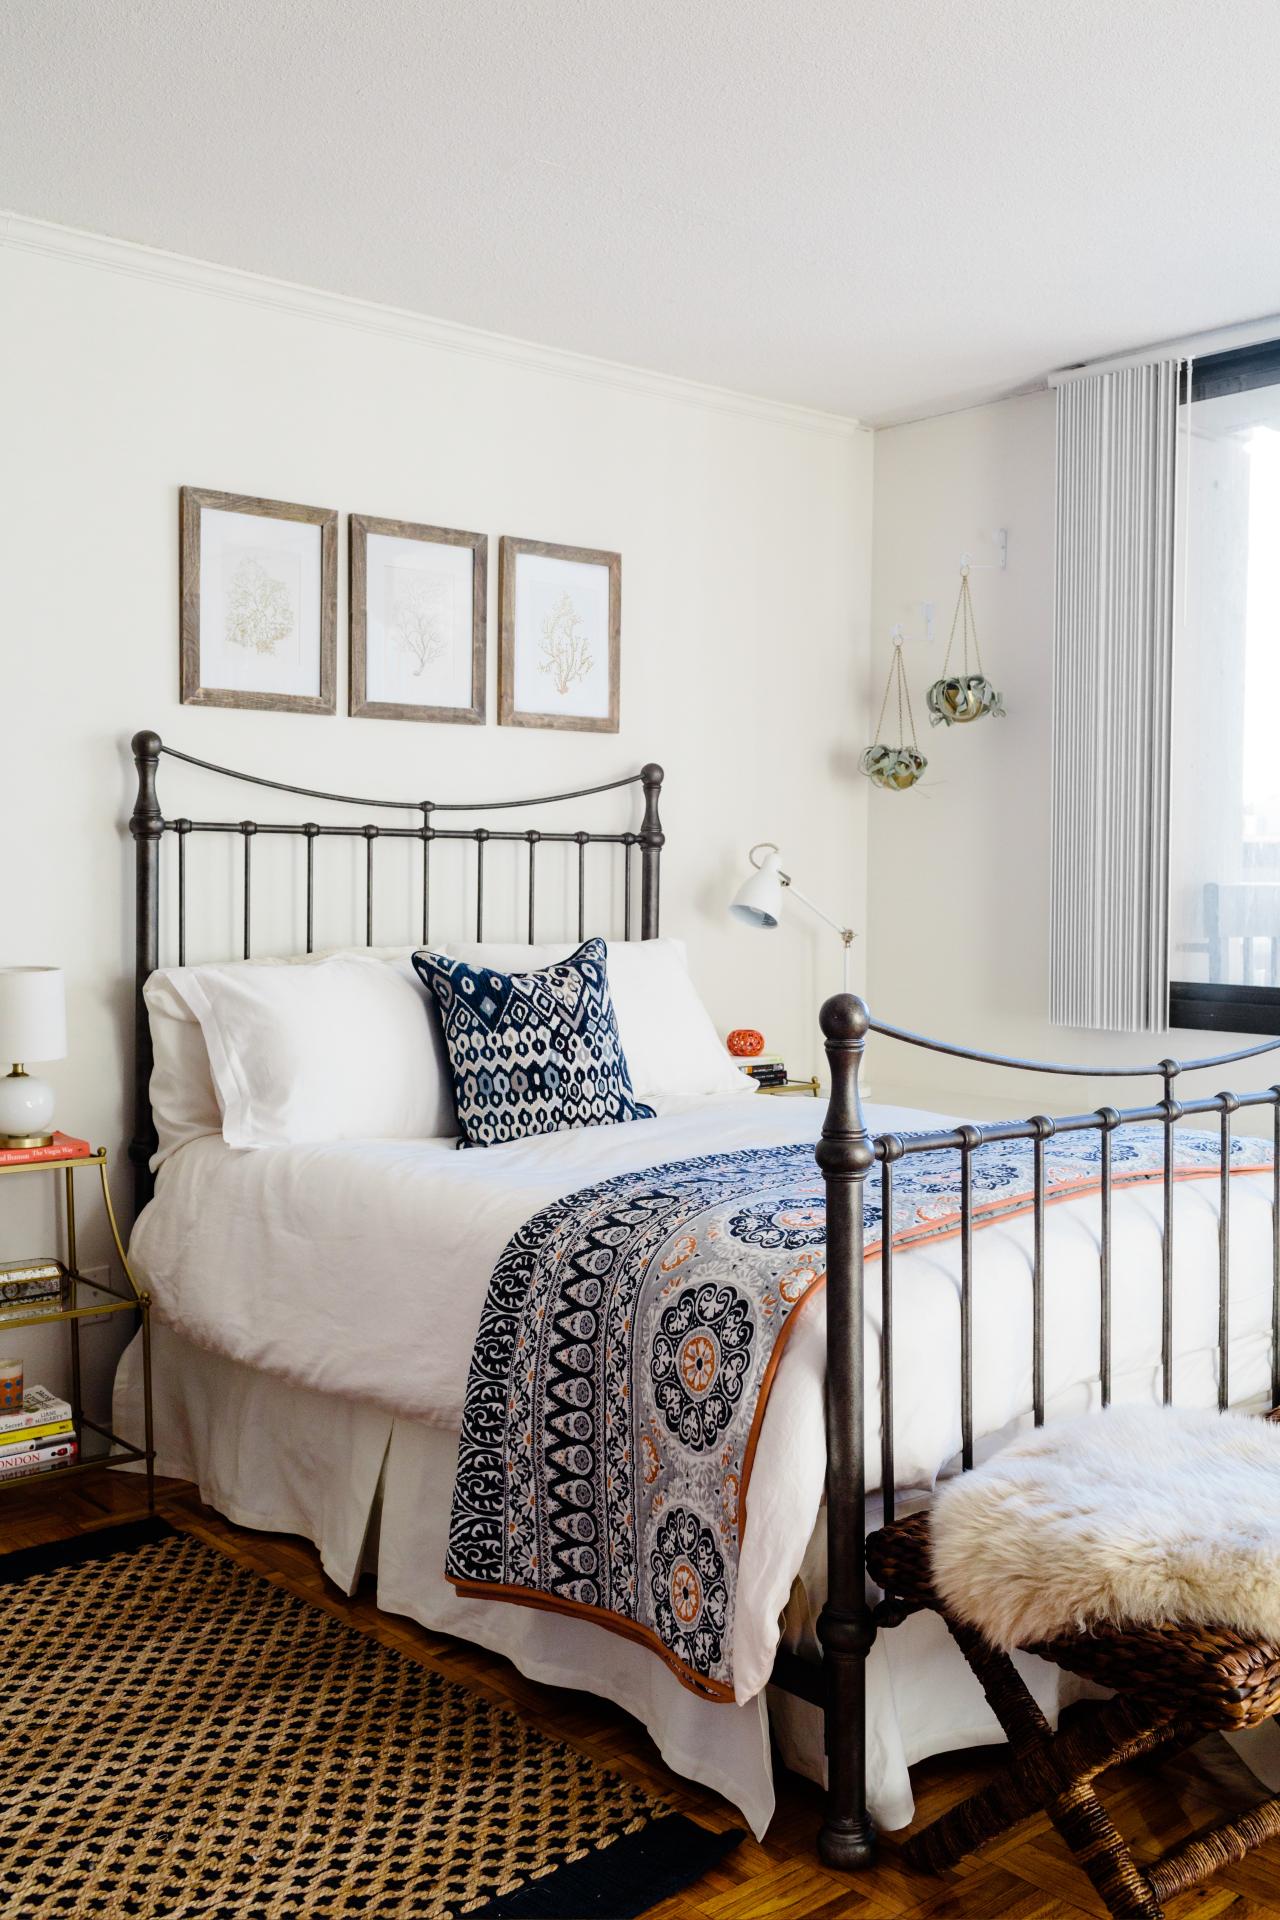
top-left (0, 1520), bottom-right (741, 1918)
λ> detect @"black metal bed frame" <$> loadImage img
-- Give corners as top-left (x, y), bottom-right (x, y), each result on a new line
top-left (127, 730), bottom-right (1280, 1874)
top-left (811, 995), bottom-right (1280, 1869)
top-left (127, 730), bottom-right (665, 1208)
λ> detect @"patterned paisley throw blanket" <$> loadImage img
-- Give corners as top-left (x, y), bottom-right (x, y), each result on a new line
top-left (448, 1125), bottom-right (1270, 1699)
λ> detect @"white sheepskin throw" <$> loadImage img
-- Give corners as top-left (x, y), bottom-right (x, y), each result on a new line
top-left (930, 1405), bottom-right (1280, 1652)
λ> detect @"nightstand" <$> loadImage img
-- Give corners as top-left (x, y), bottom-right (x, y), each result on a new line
top-left (0, 1144), bottom-right (154, 1510)
top-left (759, 1076), bottom-right (822, 1097)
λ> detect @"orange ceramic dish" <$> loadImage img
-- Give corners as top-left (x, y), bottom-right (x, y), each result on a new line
top-left (726, 1028), bottom-right (764, 1058)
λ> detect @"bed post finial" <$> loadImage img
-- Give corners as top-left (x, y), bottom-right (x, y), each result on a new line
top-left (129, 731), bottom-right (163, 1216)
top-left (815, 991), bottom-right (877, 1870)
top-left (639, 763), bottom-right (664, 939)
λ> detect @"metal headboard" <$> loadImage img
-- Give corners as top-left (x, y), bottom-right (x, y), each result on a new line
top-left (127, 729), bottom-right (665, 1212)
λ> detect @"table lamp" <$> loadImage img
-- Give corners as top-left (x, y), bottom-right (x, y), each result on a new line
top-left (0, 967), bottom-right (67, 1148)
top-left (730, 843), bottom-right (856, 990)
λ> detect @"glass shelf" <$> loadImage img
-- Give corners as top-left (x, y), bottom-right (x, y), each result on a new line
top-left (0, 1419), bottom-right (146, 1499)
top-left (0, 1271), bottom-right (141, 1333)
top-left (0, 1146), bottom-right (154, 1513)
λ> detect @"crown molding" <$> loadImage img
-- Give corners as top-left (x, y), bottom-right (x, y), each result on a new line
top-left (1, 209), bottom-right (865, 438)
top-left (868, 377), bottom-right (1051, 431)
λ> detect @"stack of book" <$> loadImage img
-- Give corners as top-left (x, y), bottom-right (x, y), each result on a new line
top-left (0, 1133), bottom-right (91, 1170)
top-left (0, 1386), bottom-right (77, 1483)
top-left (0, 1258), bottom-right (67, 1324)
top-left (736, 1053), bottom-right (789, 1088)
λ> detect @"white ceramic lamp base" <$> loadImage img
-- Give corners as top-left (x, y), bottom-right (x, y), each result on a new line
top-left (0, 1067), bottom-right (56, 1148)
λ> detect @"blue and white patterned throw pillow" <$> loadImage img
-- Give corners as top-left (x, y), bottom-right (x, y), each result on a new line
top-left (411, 937), bottom-right (656, 1148)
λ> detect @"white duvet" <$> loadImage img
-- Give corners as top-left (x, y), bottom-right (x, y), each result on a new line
top-left (130, 1092), bottom-right (1279, 1711)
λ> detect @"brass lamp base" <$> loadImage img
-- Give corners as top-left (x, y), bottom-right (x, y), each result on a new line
top-left (0, 1130), bottom-right (54, 1150)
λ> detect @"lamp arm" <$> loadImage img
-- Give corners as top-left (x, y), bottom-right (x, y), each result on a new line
top-left (784, 881), bottom-right (857, 991)
top-left (785, 880), bottom-right (856, 946)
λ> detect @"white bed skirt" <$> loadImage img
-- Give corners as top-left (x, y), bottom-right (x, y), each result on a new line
top-left (113, 1324), bottom-right (1092, 1839)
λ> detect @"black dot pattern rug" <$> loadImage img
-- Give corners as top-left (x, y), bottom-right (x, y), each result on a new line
top-left (0, 1520), bottom-right (741, 1917)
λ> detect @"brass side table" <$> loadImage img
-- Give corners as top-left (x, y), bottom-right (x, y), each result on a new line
top-left (0, 1146), bottom-right (154, 1510)
top-left (759, 1077), bottom-right (823, 1097)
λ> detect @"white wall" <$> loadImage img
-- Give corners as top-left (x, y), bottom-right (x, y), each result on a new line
top-left (0, 218), bottom-right (873, 1403)
top-left (868, 390), bottom-right (1266, 1119)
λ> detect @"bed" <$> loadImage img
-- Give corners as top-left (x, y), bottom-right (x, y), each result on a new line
top-left (116, 730), bottom-right (1280, 1864)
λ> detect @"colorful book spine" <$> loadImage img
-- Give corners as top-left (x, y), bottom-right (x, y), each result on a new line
top-left (0, 1134), bottom-right (91, 1168)
top-left (742, 1060), bottom-right (788, 1085)
top-left (0, 1435), bottom-right (76, 1464)
top-left (0, 1444), bottom-right (78, 1483)
top-left (0, 1389), bottom-right (72, 1436)
top-left (0, 1420), bottom-right (75, 1455)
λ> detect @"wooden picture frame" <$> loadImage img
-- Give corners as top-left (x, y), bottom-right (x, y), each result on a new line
top-left (499, 536), bottom-right (620, 733)
top-left (349, 516), bottom-right (487, 724)
top-left (180, 487), bottom-right (337, 714)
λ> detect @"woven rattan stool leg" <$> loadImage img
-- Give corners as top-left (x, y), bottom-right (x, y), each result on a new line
top-left (905, 1628), bottom-right (1182, 1918)
top-left (905, 1626), bottom-right (1054, 1871)
top-left (906, 1704), bottom-right (1170, 1917)
top-left (1147, 1796), bottom-right (1280, 1904)
top-left (950, 1624), bottom-right (1184, 1778)
top-left (905, 1633), bottom-right (1070, 1875)
top-left (906, 1767), bottom-right (1046, 1874)
top-left (1043, 1775), bottom-right (1162, 1920)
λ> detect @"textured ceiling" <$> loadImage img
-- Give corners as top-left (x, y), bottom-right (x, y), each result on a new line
top-left (3, 0), bottom-right (1279, 423)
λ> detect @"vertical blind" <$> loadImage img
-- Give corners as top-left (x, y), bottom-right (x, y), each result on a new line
top-left (1050, 360), bottom-right (1180, 1032)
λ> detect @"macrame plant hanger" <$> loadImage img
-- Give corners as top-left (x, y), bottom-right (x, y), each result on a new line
top-left (861, 636), bottom-right (927, 790)
top-left (926, 564), bottom-right (1007, 727)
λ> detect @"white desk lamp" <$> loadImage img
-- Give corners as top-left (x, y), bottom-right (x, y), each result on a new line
top-left (730, 844), bottom-right (856, 990)
top-left (0, 968), bottom-right (67, 1148)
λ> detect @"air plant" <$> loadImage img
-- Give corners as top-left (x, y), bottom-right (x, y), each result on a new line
top-left (926, 568), bottom-right (1006, 726)
top-left (861, 639), bottom-right (927, 791)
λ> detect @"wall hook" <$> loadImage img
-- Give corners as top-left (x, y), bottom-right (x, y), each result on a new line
top-left (959, 528), bottom-right (1008, 573)
top-left (891, 602), bottom-right (935, 649)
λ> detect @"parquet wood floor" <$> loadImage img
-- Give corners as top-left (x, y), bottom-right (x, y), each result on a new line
top-left (4, 1474), bottom-right (1279, 1917)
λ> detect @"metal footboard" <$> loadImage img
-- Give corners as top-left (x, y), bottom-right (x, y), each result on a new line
top-left (808, 993), bottom-right (1280, 1871)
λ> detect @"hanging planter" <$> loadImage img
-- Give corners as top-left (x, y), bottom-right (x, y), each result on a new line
top-left (926, 568), bottom-right (1006, 727)
top-left (861, 639), bottom-right (927, 790)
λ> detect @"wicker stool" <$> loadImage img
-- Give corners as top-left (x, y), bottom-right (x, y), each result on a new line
top-left (866, 1509), bottom-right (1280, 1920)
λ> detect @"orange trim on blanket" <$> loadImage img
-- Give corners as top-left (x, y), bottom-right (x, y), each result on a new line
top-left (462, 1156), bottom-right (1270, 1703)
top-left (448, 1577), bottom-right (737, 1702)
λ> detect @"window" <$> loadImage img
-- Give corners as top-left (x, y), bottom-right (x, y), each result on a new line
top-left (1169, 340), bottom-right (1280, 1033)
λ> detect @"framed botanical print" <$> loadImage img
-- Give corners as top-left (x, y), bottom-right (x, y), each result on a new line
top-left (180, 488), bottom-right (337, 713)
top-left (349, 516), bottom-right (487, 723)
top-left (498, 536), bottom-right (620, 733)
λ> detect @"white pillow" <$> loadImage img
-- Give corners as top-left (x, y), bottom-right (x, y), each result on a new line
top-left (145, 935), bottom-right (746, 1163)
top-left (146, 945), bottom-right (437, 1166)
top-left (608, 940), bottom-right (756, 1098)
top-left (447, 937), bottom-right (753, 1101)
top-left (162, 952), bottom-right (454, 1149)
top-left (145, 969), bottom-right (224, 1169)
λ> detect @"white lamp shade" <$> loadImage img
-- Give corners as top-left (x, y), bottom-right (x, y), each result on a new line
top-left (0, 968), bottom-right (67, 1064)
top-left (730, 851), bottom-right (785, 929)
